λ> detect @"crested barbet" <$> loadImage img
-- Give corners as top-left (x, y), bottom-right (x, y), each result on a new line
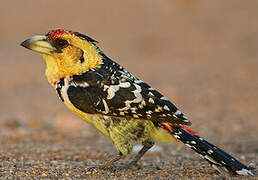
top-left (21, 29), bottom-right (253, 176)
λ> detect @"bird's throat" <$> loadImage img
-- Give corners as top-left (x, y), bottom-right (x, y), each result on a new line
top-left (42, 50), bottom-right (102, 86)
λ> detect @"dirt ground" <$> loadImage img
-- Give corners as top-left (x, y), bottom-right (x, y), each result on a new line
top-left (0, 1), bottom-right (257, 179)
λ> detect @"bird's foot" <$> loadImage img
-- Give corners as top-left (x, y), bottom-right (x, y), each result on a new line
top-left (85, 165), bottom-right (99, 174)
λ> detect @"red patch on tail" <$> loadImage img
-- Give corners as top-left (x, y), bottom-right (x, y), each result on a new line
top-left (178, 124), bottom-right (197, 135)
top-left (160, 123), bottom-right (198, 140)
top-left (160, 124), bottom-right (178, 141)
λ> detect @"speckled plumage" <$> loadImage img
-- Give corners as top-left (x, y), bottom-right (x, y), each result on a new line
top-left (21, 29), bottom-right (254, 176)
top-left (56, 55), bottom-right (190, 125)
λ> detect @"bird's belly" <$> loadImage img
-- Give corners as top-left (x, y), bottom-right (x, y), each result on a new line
top-left (68, 100), bottom-right (174, 142)
top-left (69, 101), bottom-right (154, 142)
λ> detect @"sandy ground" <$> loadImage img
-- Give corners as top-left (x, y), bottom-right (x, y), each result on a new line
top-left (0, 0), bottom-right (257, 179)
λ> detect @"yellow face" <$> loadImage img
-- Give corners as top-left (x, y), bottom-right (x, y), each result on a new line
top-left (21, 29), bottom-right (103, 85)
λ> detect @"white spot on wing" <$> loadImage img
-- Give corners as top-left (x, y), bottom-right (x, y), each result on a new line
top-left (138, 100), bottom-right (146, 109)
top-left (133, 114), bottom-right (139, 118)
top-left (138, 104), bottom-right (143, 109)
top-left (147, 114), bottom-right (151, 119)
top-left (220, 161), bottom-right (226, 165)
top-left (174, 110), bottom-right (182, 115)
top-left (154, 106), bottom-right (163, 112)
top-left (103, 85), bottom-right (109, 91)
top-left (131, 109), bottom-right (137, 114)
top-left (106, 82), bottom-right (131, 100)
top-left (174, 131), bottom-right (182, 135)
top-left (163, 105), bottom-right (170, 111)
top-left (119, 82), bottom-right (131, 88)
top-left (190, 141), bottom-right (196, 144)
top-left (207, 149), bottom-right (213, 154)
top-left (131, 84), bottom-right (142, 103)
top-left (102, 99), bottom-right (109, 114)
top-left (70, 81), bottom-right (89, 87)
top-left (146, 110), bottom-right (152, 114)
top-left (149, 98), bottom-right (154, 104)
top-left (148, 92), bottom-right (154, 96)
top-left (134, 80), bottom-right (144, 84)
top-left (107, 85), bottom-right (120, 99)
top-left (183, 119), bottom-right (190, 123)
top-left (160, 96), bottom-right (169, 101)
top-left (118, 84), bottom-right (142, 111)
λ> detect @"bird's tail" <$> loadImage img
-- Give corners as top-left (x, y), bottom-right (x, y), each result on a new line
top-left (160, 123), bottom-right (254, 176)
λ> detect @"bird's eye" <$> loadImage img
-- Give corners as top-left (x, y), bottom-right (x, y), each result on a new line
top-left (54, 39), bottom-right (69, 48)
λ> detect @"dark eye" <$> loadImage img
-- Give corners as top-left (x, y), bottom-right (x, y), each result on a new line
top-left (54, 39), bottom-right (69, 48)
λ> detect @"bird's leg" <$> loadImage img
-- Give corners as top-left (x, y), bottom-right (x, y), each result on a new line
top-left (99, 152), bottom-right (125, 169)
top-left (129, 141), bottom-right (154, 166)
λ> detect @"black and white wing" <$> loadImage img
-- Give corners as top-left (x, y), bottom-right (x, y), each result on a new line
top-left (58, 56), bottom-right (191, 126)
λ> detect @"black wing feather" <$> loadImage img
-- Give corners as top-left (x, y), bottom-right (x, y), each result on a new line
top-left (65, 55), bottom-right (191, 125)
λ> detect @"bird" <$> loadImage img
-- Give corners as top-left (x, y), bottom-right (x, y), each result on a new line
top-left (21, 29), bottom-right (253, 176)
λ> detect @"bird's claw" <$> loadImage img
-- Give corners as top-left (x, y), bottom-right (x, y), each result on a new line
top-left (85, 165), bottom-right (99, 174)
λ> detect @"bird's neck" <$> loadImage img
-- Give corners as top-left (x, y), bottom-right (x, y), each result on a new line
top-left (42, 50), bottom-right (103, 86)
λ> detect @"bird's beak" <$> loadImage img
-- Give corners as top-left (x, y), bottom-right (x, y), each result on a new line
top-left (21, 35), bottom-right (57, 55)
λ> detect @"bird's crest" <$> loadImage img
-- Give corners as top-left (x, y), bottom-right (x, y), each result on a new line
top-left (46, 29), bottom-right (74, 40)
top-left (46, 29), bottom-right (98, 45)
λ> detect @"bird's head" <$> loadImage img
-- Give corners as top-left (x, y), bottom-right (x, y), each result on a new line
top-left (21, 29), bottom-right (103, 85)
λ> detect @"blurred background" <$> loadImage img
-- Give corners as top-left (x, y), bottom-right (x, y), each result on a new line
top-left (0, 0), bottom-right (257, 178)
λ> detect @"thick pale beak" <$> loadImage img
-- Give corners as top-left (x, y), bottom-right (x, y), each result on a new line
top-left (21, 35), bottom-right (57, 55)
